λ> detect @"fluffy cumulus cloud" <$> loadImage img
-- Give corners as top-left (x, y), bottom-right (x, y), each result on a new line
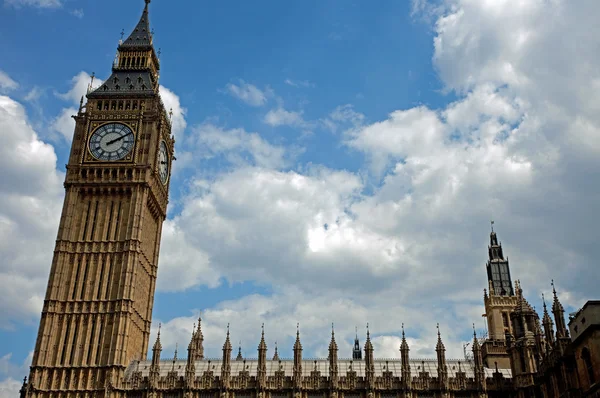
top-left (181, 123), bottom-right (289, 170)
top-left (0, 352), bottom-right (32, 397)
top-left (51, 72), bottom-right (99, 141)
top-left (0, 71), bottom-right (18, 93)
top-left (264, 107), bottom-right (306, 128)
top-left (0, 86), bottom-right (64, 328)
top-left (147, 0), bottom-right (600, 359)
top-left (225, 80), bottom-right (270, 107)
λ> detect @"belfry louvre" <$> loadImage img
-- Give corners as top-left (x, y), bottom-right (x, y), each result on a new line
top-left (19, 1), bottom-right (599, 398)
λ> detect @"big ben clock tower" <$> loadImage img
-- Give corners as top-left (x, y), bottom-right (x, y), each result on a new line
top-left (25, 1), bottom-right (174, 396)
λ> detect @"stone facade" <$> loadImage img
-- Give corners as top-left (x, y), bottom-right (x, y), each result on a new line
top-left (20, 2), bottom-right (599, 398)
top-left (22, 1), bottom-right (174, 397)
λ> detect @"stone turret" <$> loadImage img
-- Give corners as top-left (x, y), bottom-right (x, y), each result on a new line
top-left (293, 324), bottom-right (303, 390)
top-left (436, 325), bottom-right (448, 391)
top-left (257, 324), bottom-right (267, 389)
top-left (329, 324), bottom-right (339, 389)
top-left (472, 327), bottom-right (486, 392)
top-left (551, 281), bottom-right (569, 339)
top-left (149, 325), bottom-right (162, 388)
top-left (221, 324), bottom-right (232, 389)
top-left (364, 324), bottom-right (375, 390)
top-left (400, 324), bottom-right (411, 390)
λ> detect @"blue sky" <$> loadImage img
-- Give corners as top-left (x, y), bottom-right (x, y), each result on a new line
top-left (1, 0), bottom-right (600, 394)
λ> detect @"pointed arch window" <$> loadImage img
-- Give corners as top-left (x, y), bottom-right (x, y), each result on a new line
top-left (582, 347), bottom-right (595, 385)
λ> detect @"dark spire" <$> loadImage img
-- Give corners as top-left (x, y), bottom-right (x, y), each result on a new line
top-left (257, 323), bottom-right (267, 388)
top-left (272, 341), bottom-right (279, 361)
top-left (542, 293), bottom-right (555, 346)
top-left (472, 325), bottom-right (485, 391)
top-left (551, 280), bottom-right (569, 338)
top-left (435, 323), bottom-right (446, 352)
top-left (236, 341), bottom-right (243, 361)
top-left (486, 224), bottom-right (514, 296)
top-left (364, 323), bottom-right (375, 389)
top-left (399, 325), bottom-right (411, 390)
top-left (329, 323), bottom-right (339, 388)
top-left (153, 323), bottom-right (162, 352)
top-left (436, 324), bottom-right (448, 389)
top-left (121, 0), bottom-right (154, 48)
top-left (293, 323), bottom-right (302, 389)
top-left (353, 326), bottom-right (362, 360)
top-left (222, 324), bottom-right (232, 388)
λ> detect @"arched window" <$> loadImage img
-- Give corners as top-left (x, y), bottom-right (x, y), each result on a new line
top-left (582, 347), bottom-right (595, 385)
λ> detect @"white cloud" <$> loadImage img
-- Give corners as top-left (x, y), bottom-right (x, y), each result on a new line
top-left (0, 352), bottom-right (31, 398)
top-left (264, 107), bottom-right (306, 128)
top-left (70, 8), bottom-right (83, 18)
top-left (160, 85), bottom-right (187, 137)
top-left (225, 80), bottom-right (269, 107)
top-left (0, 71), bottom-right (18, 93)
top-left (4, 0), bottom-right (61, 8)
top-left (146, 0), bottom-right (600, 361)
top-left (183, 123), bottom-right (289, 170)
top-left (56, 71), bottom-right (95, 104)
top-left (152, 287), bottom-right (474, 361)
top-left (285, 79), bottom-right (315, 88)
top-left (50, 107), bottom-right (77, 141)
top-left (0, 95), bottom-right (64, 328)
top-left (0, 378), bottom-right (21, 398)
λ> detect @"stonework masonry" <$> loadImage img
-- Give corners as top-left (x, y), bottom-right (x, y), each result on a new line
top-left (20, 2), bottom-right (599, 398)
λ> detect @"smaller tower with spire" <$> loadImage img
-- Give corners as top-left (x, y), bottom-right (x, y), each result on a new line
top-left (542, 294), bottom-right (555, 349)
top-left (222, 324), bottom-right (232, 389)
top-left (436, 324), bottom-right (449, 391)
top-left (400, 324), bottom-right (411, 390)
top-left (551, 281), bottom-right (569, 339)
top-left (352, 327), bottom-right (362, 360)
top-left (364, 324), bottom-right (375, 390)
top-left (329, 324), bottom-right (339, 389)
top-left (257, 324), bottom-right (267, 389)
top-left (149, 324), bottom-right (162, 389)
top-left (472, 326), bottom-right (486, 392)
top-left (293, 324), bottom-right (303, 390)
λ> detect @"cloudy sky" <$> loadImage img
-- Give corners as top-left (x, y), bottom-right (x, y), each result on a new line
top-left (1, 0), bottom-right (599, 395)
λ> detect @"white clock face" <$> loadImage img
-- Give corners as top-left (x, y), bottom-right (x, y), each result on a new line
top-left (89, 123), bottom-right (135, 161)
top-left (158, 141), bottom-right (169, 185)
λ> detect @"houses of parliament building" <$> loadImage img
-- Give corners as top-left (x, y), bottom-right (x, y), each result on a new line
top-left (18, 1), bottom-right (599, 398)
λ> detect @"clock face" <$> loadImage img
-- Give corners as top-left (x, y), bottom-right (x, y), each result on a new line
top-left (158, 141), bottom-right (169, 185)
top-left (89, 123), bottom-right (135, 161)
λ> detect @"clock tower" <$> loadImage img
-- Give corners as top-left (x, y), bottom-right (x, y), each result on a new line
top-left (25, 1), bottom-right (174, 396)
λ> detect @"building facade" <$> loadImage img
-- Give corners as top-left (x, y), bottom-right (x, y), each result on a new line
top-left (20, 2), bottom-right (598, 398)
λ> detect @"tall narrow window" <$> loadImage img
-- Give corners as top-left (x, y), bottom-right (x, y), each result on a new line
top-left (72, 259), bottom-right (82, 300)
top-left (113, 202), bottom-right (122, 241)
top-left (95, 323), bottom-right (104, 365)
top-left (81, 201), bottom-right (92, 240)
top-left (80, 257), bottom-right (90, 300)
top-left (69, 320), bottom-right (79, 365)
top-left (583, 348), bottom-right (595, 385)
top-left (60, 319), bottom-right (71, 365)
top-left (87, 319), bottom-right (96, 365)
top-left (97, 256), bottom-right (106, 300)
top-left (502, 312), bottom-right (509, 328)
top-left (105, 201), bottom-right (114, 241)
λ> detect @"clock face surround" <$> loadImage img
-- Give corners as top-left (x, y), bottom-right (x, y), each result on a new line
top-left (158, 141), bottom-right (169, 185)
top-left (89, 123), bottom-right (135, 161)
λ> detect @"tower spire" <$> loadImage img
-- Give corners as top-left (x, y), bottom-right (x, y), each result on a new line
top-left (353, 326), bottom-right (362, 359)
top-left (486, 224), bottom-right (514, 296)
top-left (551, 280), bottom-right (569, 338)
top-left (293, 323), bottom-right (302, 389)
top-left (436, 324), bottom-right (448, 390)
top-left (364, 323), bottom-right (375, 389)
top-left (542, 293), bottom-right (555, 346)
top-left (400, 323), bottom-right (411, 390)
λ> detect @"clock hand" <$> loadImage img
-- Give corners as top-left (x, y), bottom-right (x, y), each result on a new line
top-left (106, 131), bottom-right (134, 146)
